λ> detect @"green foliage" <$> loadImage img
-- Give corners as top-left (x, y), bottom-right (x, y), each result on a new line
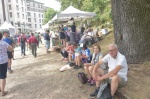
top-left (56, 0), bottom-right (112, 27)
top-left (43, 8), bottom-right (57, 24)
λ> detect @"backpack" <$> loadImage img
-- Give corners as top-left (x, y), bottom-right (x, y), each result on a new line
top-left (97, 82), bottom-right (112, 99)
top-left (78, 72), bottom-right (88, 84)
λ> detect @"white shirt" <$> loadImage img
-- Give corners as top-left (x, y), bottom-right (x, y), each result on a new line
top-left (86, 31), bottom-right (95, 38)
top-left (0, 40), bottom-right (9, 64)
top-left (102, 52), bottom-right (128, 81)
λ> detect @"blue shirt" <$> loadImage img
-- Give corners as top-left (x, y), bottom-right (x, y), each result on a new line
top-left (64, 27), bottom-right (68, 32)
top-left (3, 37), bottom-right (13, 45)
top-left (3, 37), bottom-right (13, 52)
top-left (44, 33), bottom-right (50, 41)
top-left (81, 48), bottom-right (91, 60)
top-left (75, 46), bottom-right (81, 53)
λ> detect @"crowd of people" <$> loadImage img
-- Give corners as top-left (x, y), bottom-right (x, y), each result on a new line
top-left (60, 42), bottom-right (128, 98)
top-left (58, 22), bottom-right (101, 47)
top-left (0, 22), bottom-right (128, 98)
top-left (58, 23), bottom-right (128, 98)
top-left (0, 31), bottom-right (43, 96)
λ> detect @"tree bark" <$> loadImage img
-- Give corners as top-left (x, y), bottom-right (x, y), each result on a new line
top-left (111, 0), bottom-right (150, 63)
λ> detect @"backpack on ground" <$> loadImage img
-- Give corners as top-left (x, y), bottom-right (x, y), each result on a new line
top-left (97, 82), bottom-right (112, 99)
top-left (78, 72), bottom-right (88, 84)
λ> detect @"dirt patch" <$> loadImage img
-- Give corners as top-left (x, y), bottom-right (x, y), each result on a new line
top-left (2, 33), bottom-right (150, 99)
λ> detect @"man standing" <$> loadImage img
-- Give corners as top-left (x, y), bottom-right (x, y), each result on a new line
top-left (3, 31), bottom-right (14, 73)
top-left (35, 32), bottom-right (40, 48)
top-left (18, 33), bottom-right (27, 56)
top-left (80, 25), bottom-right (85, 38)
top-left (70, 22), bottom-right (76, 44)
top-left (28, 33), bottom-right (38, 57)
top-left (44, 30), bottom-right (51, 53)
top-left (25, 33), bottom-right (30, 51)
top-left (90, 44), bottom-right (128, 98)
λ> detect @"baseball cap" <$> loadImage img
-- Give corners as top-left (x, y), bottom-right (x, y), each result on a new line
top-left (80, 43), bottom-right (84, 47)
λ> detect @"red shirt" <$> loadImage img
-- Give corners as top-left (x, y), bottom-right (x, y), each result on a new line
top-left (66, 45), bottom-right (74, 52)
top-left (28, 36), bottom-right (38, 43)
top-left (18, 35), bottom-right (27, 43)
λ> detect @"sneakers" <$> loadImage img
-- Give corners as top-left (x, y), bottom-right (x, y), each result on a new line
top-left (87, 78), bottom-right (92, 83)
top-left (69, 62), bottom-right (75, 67)
top-left (74, 65), bottom-right (81, 69)
top-left (90, 88), bottom-right (99, 98)
top-left (8, 68), bottom-right (13, 73)
top-left (90, 80), bottom-right (96, 86)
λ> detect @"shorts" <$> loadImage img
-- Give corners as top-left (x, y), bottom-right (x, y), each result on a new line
top-left (45, 40), bottom-right (50, 49)
top-left (72, 54), bottom-right (75, 60)
top-left (108, 77), bottom-right (127, 88)
top-left (7, 51), bottom-right (13, 59)
top-left (0, 63), bottom-right (8, 79)
top-left (81, 58), bottom-right (90, 63)
top-left (60, 32), bottom-right (65, 39)
top-left (75, 53), bottom-right (80, 56)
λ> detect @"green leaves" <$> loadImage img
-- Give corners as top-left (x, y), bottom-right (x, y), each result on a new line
top-left (43, 8), bottom-right (57, 24)
top-left (56, 0), bottom-right (112, 26)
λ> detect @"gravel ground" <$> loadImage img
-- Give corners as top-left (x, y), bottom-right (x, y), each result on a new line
top-left (2, 45), bottom-right (94, 99)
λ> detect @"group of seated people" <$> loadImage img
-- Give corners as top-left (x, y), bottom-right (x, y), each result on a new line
top-left (58, 22), bottom-right (101, 47)
top-left (79, 28), bottom-right (100, 45)
top-left (60, 42), bottom-right (128, 98)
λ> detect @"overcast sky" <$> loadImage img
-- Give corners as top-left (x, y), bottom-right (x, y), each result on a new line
top-left (34, 0), bottom-right (61, 11)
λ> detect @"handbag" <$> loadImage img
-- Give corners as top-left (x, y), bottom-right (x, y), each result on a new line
top-left (97, 82), bottom-right (112, 99)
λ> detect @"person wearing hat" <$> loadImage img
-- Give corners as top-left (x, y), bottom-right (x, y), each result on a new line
top-left (74, 43), bottom-right (91, 69)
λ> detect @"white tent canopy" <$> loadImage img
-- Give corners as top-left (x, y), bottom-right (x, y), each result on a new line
top-left (0, 21), bottom-right (16, 36)
top-left (50, 6), bottom-right (96, 22)
top-left (0, 21), bottom-right (15, 29)
top-left (42, 23), bottom-right (49, 29)
top-left (36, 29), bottom-right (45, 33)
top-left (57, 6), bottom-right (96, 18)
top-left (8, 23), bottom-right (15, 29)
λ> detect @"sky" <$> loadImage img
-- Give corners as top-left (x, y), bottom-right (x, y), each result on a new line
top-left (34, 0), bottom-right (61, 11)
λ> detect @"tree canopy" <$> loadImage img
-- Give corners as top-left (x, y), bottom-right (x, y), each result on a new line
top-left (56, 0), bottom-right (112, 26)
top-left (43, 8), bottom-right (57, 24)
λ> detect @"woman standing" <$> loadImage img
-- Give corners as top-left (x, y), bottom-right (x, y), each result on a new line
top-left (59, 25), bottom-right (66, 46)
top-left (0, 32), bottom-right (14, 96)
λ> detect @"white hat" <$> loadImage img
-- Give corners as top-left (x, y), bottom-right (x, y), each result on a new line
top-left (80, 43), bottom-right (84, 47)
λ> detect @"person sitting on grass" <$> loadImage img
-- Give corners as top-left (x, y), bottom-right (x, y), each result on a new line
top-left (74, 44), bottom-right (90, 69)
top-left (90, 44), bottom-right (128, 98)
top-left (84, 44), bottom-right (105, 86)
top-left (68, 43), bottom-right (81, 65)
top-left (60, 42), bottom-right (74, 62)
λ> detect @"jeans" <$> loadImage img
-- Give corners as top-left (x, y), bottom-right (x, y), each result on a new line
top-left (30, 43), bottom-right (37, 57)
top-left (70, 32), bottom-right (76, 44)
top-left (20, 43), bottom-right (26, 55)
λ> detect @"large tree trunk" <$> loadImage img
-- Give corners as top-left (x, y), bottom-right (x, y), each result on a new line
top-left (111, 0), bottom-right (150, 63)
